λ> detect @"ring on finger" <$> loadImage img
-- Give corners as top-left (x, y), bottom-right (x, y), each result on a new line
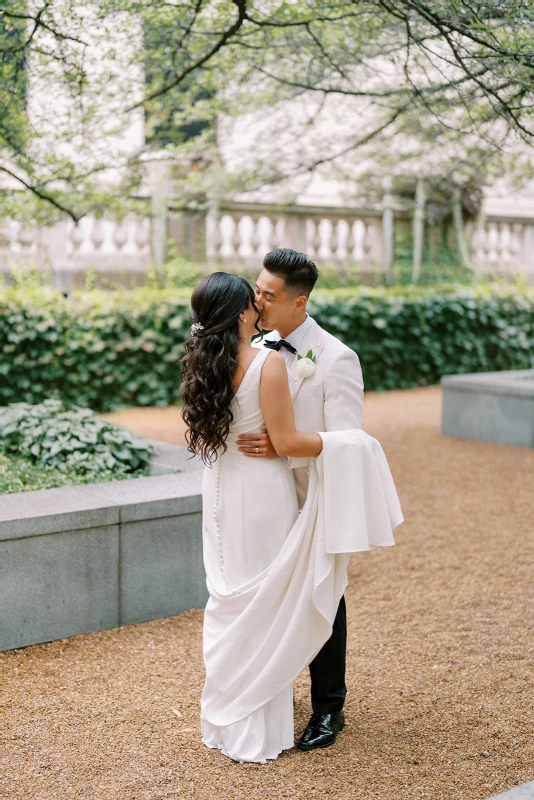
top-left (255, 446), bottom-right (259, 454)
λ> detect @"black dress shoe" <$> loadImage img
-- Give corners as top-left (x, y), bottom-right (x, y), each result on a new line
top-left (297, 711), bottom-right (345, 751)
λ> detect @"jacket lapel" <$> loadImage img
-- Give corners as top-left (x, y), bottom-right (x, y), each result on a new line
top-left (290, 319), bottom-right (325, 400)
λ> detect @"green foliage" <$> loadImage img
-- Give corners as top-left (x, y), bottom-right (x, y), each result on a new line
top-left (0, 448), bottom-right (147, 495)
top-left (308, 284), bottom-right (534, 390)
top-left (391, 222), bottom-right (471, 287)
top-left (0, 395), bottom-right (154, 494)
top-left (0, 286), bottom-right (191, 410)
top-left (146, 253), bottom-right (216, 290)
top-left (1, 283), bottom-right (533, 410)
top-left (132, 0), bottom-right (534, 212)
top-left (0, 2), bottom-right (145, 222)
top-left (0, 398), bottom-right (155, 474)
top-left (2, 1), bottom-right (534, 219)
top-left (0, 9), bottom-right (27, 153)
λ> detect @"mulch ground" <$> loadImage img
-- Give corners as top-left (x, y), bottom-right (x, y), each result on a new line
top-left (1, 387), bottom-right (533, 800)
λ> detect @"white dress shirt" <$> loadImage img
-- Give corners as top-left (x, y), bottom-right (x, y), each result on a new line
top-left (275, 314), bottom-right (313, 369)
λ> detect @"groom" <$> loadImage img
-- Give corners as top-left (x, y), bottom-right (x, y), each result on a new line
top-left (236, 247), bottom-right (364, 751)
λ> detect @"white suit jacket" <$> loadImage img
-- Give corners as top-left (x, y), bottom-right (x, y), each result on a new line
top-left (255, 317), bottom-right (364, 504)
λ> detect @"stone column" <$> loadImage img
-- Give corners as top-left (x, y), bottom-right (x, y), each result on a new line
top-left (412, 180), bottom-right (426, 283)
top-left (382, 187), bottom-right (395, 278)
top-left (147, 158), bottom-right (173, 285)
top-left (284, 214), bottom-right (307, 254)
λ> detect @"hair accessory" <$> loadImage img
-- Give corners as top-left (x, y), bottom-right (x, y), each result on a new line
top-left (191, 322), bottom-right (204, 336)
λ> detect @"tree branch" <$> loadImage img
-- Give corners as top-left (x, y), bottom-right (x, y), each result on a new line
top-left (127, 0), bottom-right (248, 111)
top-left (0, 164), bottom-right (81, 221)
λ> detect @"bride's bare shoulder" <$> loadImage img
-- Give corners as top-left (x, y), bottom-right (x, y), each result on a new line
top-left (260, 350), bottom-right (287, 382)
top-left (262, 349), bottom-right (285, 369)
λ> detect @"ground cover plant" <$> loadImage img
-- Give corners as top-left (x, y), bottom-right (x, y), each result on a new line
top-left (0, 448), bottom-right (148, 495)
top-left (0, 399), bottom-right (154, 494)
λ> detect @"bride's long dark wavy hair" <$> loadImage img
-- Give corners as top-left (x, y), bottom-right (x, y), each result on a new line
top-left (180, 272), bottom-right (262, 465)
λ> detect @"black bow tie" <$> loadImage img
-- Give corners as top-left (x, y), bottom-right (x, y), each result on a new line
top-left (264, 338), bottom-right (297, 355)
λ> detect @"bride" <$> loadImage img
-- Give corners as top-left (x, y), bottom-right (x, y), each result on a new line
top-left (180, 271), bottom-right (325, 763)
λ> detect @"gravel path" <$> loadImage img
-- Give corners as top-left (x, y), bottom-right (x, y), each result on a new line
top-left (2, 387), bottom-right (533, 800)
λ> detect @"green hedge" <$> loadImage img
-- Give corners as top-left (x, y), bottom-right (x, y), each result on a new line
top-left (1, 284), bottom-right (533, 411)
top-left (0, 288), bottom-right (192, 411)
top-left (311, 284), bottom-right (534, 390)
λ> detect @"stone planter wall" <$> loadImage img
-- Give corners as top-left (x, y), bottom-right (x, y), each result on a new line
top-left (0, 444), bottom-right (207, 652)
top-left (441, 369), bottom-right (534, 448)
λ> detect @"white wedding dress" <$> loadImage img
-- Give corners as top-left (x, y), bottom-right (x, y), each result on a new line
top-left (199, 348), bottom-right (403, 765)
top-left (201, 348), bottom-right (299, 762)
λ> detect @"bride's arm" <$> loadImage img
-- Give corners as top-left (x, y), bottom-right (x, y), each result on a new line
top-left (259, 352), bottom-right (323, 458)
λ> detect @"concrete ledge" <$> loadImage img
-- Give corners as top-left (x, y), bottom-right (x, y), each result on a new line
top-left (0, 443), bottom-right (207, 651)
top-left (442, 370), bottom-right (534, 398)
top-left (441, 369), bottom-right (534, 448)
top-left (146, 438), bottom-right (201, 475)
top-left (487, 782), bottom-right (534, 800)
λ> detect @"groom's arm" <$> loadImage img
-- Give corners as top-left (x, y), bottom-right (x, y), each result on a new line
top-left (283, 349), bottom-right (363, 472)
top-left (237, 348), bottom-right (364, 459)
top-left (324, 349), bottom-right (364, 430)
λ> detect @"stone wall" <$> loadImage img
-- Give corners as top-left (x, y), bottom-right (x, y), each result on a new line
top-left (0, 465), bottom-right (207, 652)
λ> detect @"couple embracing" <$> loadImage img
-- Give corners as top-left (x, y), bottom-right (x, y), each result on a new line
top-left (180, 248), bottom-right (403, 764)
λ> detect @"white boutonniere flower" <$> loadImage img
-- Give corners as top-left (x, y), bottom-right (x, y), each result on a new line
top-left (295, 349), bottom-right (317, 380)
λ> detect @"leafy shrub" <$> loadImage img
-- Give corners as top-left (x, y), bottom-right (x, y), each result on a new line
top-left (0, 399), bottom-right (154, 474)
top-left (0, 286), bottom-right (191, 410)
top-left (309, 283), bottom-right (534, 390)
top-left (0, 283), bottom-right (533, 408)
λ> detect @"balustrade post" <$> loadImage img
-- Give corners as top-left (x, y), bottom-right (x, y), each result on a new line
top-left (205, 200), bottom-right (222, 263)
top-left (382, 189), bottom-right (394, 277)
top-left (525, 225), bottom-right (534, 285)
top-left (148, 158), bottom-right (173, 286)
top-left (92, 218), bottom-right (105, 251)
top-left (453, 187), bottom-right (471, 270)
top-left (412, 180), bottom-right (426, 283)
top-left (71, 222), bottom-right (84, 253)
top-left (272, 216), bottom-right (285, 250)
top-left (151, 207), bottom-right (167, 285)
top-left (284, 213), bottom-right (307, 254)
top-left (472, 213), bottom-right (483, 280)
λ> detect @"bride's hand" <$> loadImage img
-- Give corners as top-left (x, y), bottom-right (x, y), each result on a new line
top-left (236, 426), bottom-right (279, 459)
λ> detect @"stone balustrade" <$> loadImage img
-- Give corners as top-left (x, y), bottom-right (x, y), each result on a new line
top-left (64, 216), bottom-right (151, 261)
top-left (0, 214), bottom-right (152, 293)
top-left (206, 203), bottom-right (388, 271)
top-left (2, 201), bottom-right (534, 290)
top-left (467, 217), bottom-right (534, 276)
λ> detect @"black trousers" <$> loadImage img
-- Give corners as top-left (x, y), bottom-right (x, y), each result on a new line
top-left (308, 595), bottom-right (347, 714)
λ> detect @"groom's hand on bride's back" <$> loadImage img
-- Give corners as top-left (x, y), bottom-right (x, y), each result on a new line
top-left (236, 426), bottom-right (279, 459)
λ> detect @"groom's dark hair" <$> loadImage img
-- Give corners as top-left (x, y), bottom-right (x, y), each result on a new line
top-left (263, 248), bottom-right (319, 297)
